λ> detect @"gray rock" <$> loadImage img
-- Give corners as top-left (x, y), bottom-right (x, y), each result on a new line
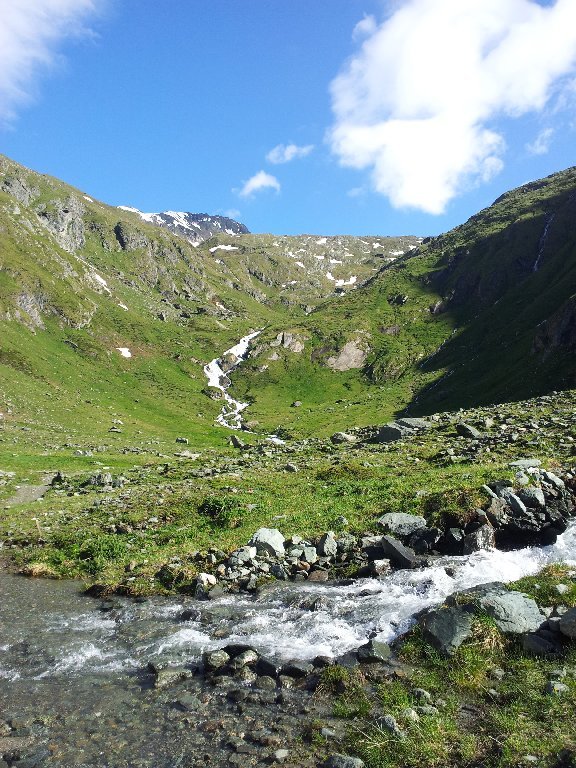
top-left (379, 714), bottom-right (404, 737)
top-left (479, 589), bottom-right (544, 634)
top-left (543, 471), bottom-right (565, 490)
top-left (331, 432), bottom-right (357, 444)
top-left (420, 605), bottom-right (474, 656)
top-left (153, 666), bottom-right (192, 688)
top-left (521, 633), bottom-right (561, 655)
top-left (271, 749), bottom-right (290, 763)
top-left (249, 527), bottom-right (285, 557)
top-left (325, 755), bottom-right (365, 768)
top-left (317, 532), bottom-right (338, 558)
top-left (203, 649), bottom-right (230, 670)
top-left (559, 607), bottom-right (576, 639)
top-left (509, 459), bottom-right (542, 469)
top-left (462, 524), bottom-right (495, 554)
top-left (456, 423), bottom-right (482, 439)
top-left (301, 545), bottom-right (318, 564)
top-left (501, 490), bottom-right (527, 516)
top-left (357, 640), bottom-right (392, 663)
top-left (281, 660), bottom-right (313, 678)
top-left (381, 535), bottom-right (418, 569)
top-left (375, 422), bottom-right (413, 443)
top-left (395, 417), bottom-right (431, 430)
top-left (545, 681), bottom-right (569, 695)
top-left (377, 512), bottom-right (427, 538)
top-left (230, 434), bottom-right (246, 449)
top-left (518, 486), bottom-right (546, 508)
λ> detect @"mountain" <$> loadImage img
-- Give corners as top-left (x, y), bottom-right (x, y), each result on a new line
top-left (116, 207), bottom-right (250, 245)
top-left (1, 152), bottom-right (575, 445)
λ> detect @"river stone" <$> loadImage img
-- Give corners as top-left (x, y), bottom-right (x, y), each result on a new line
top-left (501, 490), bottom-right (527, 516)
top-left (518, 486), bottom-right (546, 508)
top-left (381, 535), bottom-right (418, 569)
top-left (281, 660), bottom-right (313, 678)
top-left (420, 605), bottom-right (474, 656)
top-left (249, 527), bottom-right (285, 557)
top-left (325, 755), bottom-right (365, 768)
top-left (462, 524), bottom-right (495, 554)
top-left (204, 649), bottom-right (231, 670)
top-left (479, 589), bottom-right (544, 633)
top-left (318, 532), bottom-right (338, 558)
top-left (559, 608), bottom-right (576, 639)
top-left (357, 639), bottom-right (392, 663)
top-left (377, 512), bottom-right (427, 538)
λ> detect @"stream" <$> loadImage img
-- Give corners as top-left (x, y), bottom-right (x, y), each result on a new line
top-left (203, 331), bottom-right (261, 430)
top-left (0, 524), bottom-right (575, 766)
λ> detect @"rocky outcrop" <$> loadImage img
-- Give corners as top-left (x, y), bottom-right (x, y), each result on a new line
top-left (533, 295), bottom-right (576, 358)
top-left (326, 338), bottom-right (370, 372)
top-left (36, 196), bottom-right (85, 252)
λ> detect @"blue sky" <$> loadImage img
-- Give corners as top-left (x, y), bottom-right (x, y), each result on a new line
top-left (1, 0), bottom-right (576, 237)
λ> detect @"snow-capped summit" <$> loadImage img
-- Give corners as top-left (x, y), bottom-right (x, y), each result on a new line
top-left (117, 207), bottom-right (249, 246)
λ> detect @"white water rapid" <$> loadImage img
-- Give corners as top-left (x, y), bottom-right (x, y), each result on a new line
top-left (203, 331), bottom-right (261, 429)
top-left (1, 523), bottom-right (574, 681)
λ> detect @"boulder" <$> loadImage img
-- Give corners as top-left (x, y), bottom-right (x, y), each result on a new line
top-left (331, 432), bottom-right (357, 444)
top-left (374, 422), bottom-right (413, 443)
top-left (317, 532), bottom-right (338, 558)
top-left (409, 527), bottom-right (441, 554)
top-left (479, 588), bottom-right (544, 634)
top-left (456, 423), bottom-right (482, 439)
top-left (420, 605), bottom-right (475, 656)
top-left (377, 512), bottom-right (427, 538)
top-left (249, 528), bottom-right (285, 557)
top-left (462, 524), bottom-right (496, 554)
top-left (395, 417), bottom-right (432, 430)
top-left (381, 536), bottom-right (418, 569)
top-left (357, 639), bottom-right (392, 663)
top-left (559, 607), bottom-right (576, 640)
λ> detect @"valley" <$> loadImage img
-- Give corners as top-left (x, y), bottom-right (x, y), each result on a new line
top-left (1, 154), bottom-right (576, 768)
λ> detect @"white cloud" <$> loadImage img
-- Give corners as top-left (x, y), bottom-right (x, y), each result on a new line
top-left (0, 0), bottom-right (101, 125)
top-left (352, 15), bottom-right (377, 41)
top-left (266, 143), bottom-right (314, 164)
top-left (329, 0), bottom-right (576, 214)
top-left (238, 171), bottom-right (281, 198)
top-left (526, 127), bottom-right (555, 155)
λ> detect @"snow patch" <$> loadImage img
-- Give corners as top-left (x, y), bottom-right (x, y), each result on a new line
top-left (329, 259), bottom-right (343, 265)
top-left (116, 348), bottom-right (132, 358)
top-left (389, 250), bottom-right (405, 256)
top-left (93, 274), bottom-right (111, 294)
top-left (295, 261), bottom-right (305, 268)
top-left (117, 206), bottom-right (141, 214)
top-left (209, 245), bottom-right (239, 253)
top-left (118, 303), bottom-right (129, 311)
top-left (83, 196), bottom-right (93, 202)
top-left (316, 237), bottom-right (327, 245)
top-left (314, 254), bottom-right (325, 260)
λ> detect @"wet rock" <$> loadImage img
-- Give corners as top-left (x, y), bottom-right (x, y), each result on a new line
top-left (369, 559), bottom-right (391, 577)
top-left (462, 524), bottom-right (495, 554)
top-left (281, 660), bottom-right (313, 678)
top-left (419, 605), bottom-right (475, 656)
top-left (381, 535), bottom-right (418, 569)
top-left (229, 649), bottom-right (259, 672)
top-left (204, 649), bottom-right (231, 671)
top-left (152, 665), bottom-right (193, 688)
top-left (409, 527), bottom-right (441, 554)
top-left (439, 527), bottom-right (465, 555)
top-left (377, 512), bottom-right (427, 538)
top-left (249, 528), bottom-right (285, 557)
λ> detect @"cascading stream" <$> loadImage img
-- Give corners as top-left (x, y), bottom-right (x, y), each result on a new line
top-left (1, 521), bottom-right (575, 683)
top-left (203, 331), bottom-right (261, 429)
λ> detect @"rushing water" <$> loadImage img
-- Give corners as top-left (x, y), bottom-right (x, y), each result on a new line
top-left (1, 522), bottom-right (575, 684)
top-left (1, 526), bottom-right (575, 766)
top-left (203, 331), bottom-right (261, 429)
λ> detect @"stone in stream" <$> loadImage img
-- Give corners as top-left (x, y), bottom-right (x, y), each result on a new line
top-left (203, 649), bottom-right (231, 671)
top-left (462, 524), bottom-right (496, 554)
top-left (380, 535), bottom-right (418, 569)
top-left (377, 512), bottom-right (427, 539)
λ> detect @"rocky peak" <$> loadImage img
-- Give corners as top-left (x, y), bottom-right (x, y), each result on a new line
top-left (117, 207), bottom-right (249, 246)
